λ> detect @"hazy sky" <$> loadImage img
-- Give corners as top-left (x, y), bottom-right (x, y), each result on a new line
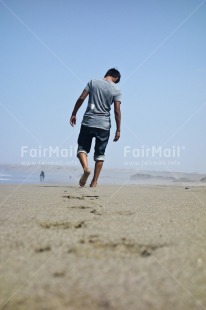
top-left (0, 0), bottom-right (206, 172)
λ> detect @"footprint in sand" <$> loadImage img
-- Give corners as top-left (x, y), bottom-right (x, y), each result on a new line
top-left (117, 211), bottom-right (135, 216)
top-left (68, 236), bottom-right (168, 258)
top-left (35, 245), bottom-right (51, 253)
top-left (90, 209), bottom-right (102, 216)
top-left (63, 195), bottom-right (99, 201)
top-left (83, 195), bottom-right (99, 200)
top-left (63, 195), bottom-right (84, 200)
top-left (40, 221), bottom-right (86, 229)
top-left (70, 206), bottom-right (91, 210)
top-left (52, 271), bottom-right (65, 278)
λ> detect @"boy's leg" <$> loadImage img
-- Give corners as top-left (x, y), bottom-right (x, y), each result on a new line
top-left (90, 160), bottom-right (103, 187)
top-left (78, 152), bottom-right (91, 187)
top-left (90, 128), bottom-right (110, 187)
top-left (77, 126), bottom-right (93, 187)
top-left (78, 152), bottom-right (89, 170)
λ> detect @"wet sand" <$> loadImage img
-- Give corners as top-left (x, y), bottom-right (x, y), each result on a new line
top-left (0, 184), bottom-right (206, 310)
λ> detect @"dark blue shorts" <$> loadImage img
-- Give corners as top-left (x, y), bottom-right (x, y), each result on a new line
top-left (77, 125), bottom-right (110, 161)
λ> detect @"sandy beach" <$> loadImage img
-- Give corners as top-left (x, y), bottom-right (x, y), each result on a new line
top-left (0, 184), bottom-right (206, 310)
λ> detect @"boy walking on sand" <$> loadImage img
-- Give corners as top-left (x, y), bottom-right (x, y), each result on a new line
top-left (70, 68), bottom-right (121, 187)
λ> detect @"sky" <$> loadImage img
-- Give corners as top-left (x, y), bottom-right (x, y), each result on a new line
top-left (0, 0), bottom-right (206, 173)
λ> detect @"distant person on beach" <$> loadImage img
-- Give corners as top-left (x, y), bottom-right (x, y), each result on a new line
top-left (40, 171), bottom-right (45, 182)
top-left (70, 68), bottom-right (121, 187)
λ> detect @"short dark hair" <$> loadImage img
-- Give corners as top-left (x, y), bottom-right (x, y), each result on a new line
top-left (104, 68), bottom-right (121, 83)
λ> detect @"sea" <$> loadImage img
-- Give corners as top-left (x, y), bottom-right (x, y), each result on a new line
top-left (0, 165), bottom-right (205, 186)
top-left (0, 165), bottom-right (130, 185)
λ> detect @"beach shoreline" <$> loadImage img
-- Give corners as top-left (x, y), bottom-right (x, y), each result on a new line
top-left (1, 164), bottom-right (206, 187)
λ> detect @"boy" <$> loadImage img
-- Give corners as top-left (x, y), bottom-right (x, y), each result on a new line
top-left (70, 68), bottom-right (121, 187)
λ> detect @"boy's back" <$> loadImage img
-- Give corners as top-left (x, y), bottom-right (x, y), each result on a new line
top-left (82, 79), bottom-right (121, 130)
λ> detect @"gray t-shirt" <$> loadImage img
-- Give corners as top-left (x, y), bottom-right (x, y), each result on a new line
top-left (81, 79), bottom-right (121, 130)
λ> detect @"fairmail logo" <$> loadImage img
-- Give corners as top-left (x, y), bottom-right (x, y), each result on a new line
top-left (21, 145), bottom-right (78, 158)
top-left (124, 145), bottom-right (185, 158)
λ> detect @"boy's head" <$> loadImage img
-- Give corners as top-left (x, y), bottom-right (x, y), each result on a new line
top-left (104, 68), bottom-right (121, 84)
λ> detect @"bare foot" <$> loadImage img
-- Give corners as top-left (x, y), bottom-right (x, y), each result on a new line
top-left (90, 180), bottom-right (97, 188)
top-left (79, 168), bottom-right (90, 187)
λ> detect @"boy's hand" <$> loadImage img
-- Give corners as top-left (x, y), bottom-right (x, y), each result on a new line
top-left (113, 131), bottom-right (120, 142)
top-left (70, 115), bottom-right (76, 127)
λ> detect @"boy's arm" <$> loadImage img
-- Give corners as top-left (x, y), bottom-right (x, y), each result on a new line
top-left (70, 90), bottom-right (89, 127)
top-left (113, 101), bottom-right (121, 142)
